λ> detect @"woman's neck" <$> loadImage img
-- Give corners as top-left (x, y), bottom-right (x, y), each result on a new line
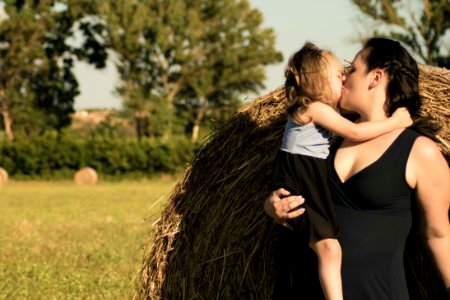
top-left (359, 110), bottom-right (389, 122)
top-left (358, 96), bottom-right (389, 122)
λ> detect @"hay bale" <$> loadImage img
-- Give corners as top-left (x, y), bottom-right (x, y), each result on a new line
top-left (416, 65), bottom-right (450, 159)
top-left (0, 167), bottom-right (8, 186)
top-left (74, 167), bottom-right (98, 185)
top-left (135, 65), bottom-right (449, 299)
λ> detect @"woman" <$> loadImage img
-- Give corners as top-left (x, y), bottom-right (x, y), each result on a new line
top-left (265, 38), bottom-right (450, 299)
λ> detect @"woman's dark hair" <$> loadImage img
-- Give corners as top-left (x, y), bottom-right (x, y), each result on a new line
top-left (361, 37), bottom-right (421, 117)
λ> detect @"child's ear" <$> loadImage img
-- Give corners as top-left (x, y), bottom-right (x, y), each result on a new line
top-left (369, 69), bottom-right (384, 89)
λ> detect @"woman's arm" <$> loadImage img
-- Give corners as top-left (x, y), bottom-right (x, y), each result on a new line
top-left (306, 102), bottom-right (412, 141)
top-left (409, 137), bottom-right (450, 289)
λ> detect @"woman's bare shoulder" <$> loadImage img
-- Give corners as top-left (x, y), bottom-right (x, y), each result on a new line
top-left (406, 134), bottom-right (449, 193)
top-left (409, 135), bottom-right (448, 181)
top-left (411, 135), bottom-right (444, 161)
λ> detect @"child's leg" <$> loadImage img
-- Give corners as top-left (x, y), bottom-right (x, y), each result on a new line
top-left (310, 238), bottom-right (343, 300)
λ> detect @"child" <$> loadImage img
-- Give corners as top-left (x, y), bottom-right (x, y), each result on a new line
top-left (272, 42), bottom-right (412, 300)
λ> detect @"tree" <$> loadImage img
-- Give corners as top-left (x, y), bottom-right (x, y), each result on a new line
top-left (0, 0), bottom-right (109, 139)
top-left (178, 0), bottom-right (283, 142)
top-left (32, 0), bottom-right (110, 131)
top-left (101, 0), bottom-right (166, 139)
top-left (103, 0), bottom-right (282, 140)
top-left (0, 0), bottom-right (46, 140)
top-left (351, 0), bottom-right (450, 67)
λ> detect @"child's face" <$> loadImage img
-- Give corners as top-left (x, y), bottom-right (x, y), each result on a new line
top-left (324, 53), bottom-right (344, 107)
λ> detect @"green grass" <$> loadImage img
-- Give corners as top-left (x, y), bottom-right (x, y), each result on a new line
top-left (0, 179), bottom-right (175, 299)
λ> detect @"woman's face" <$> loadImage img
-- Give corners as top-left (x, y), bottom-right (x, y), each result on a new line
top-left (340, 51), bottom-right (372, 113)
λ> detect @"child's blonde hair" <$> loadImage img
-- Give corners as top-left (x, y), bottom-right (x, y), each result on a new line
top-left (285, 42), bottom-right (334, 124)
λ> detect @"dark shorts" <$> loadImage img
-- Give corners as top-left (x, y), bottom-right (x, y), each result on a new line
top-left (272, 150), bottom-right (339, 243)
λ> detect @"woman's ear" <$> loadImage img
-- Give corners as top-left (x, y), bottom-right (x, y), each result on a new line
top-left (369, 69), bottom-right (385, 89)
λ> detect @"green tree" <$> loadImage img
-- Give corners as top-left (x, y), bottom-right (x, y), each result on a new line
top-left (179, 0), bottom-right (283, 142)
top-left (0, 0), bottom-right (109, 139)
top-left (32, 0), bottom-right (110, 131)
top-left (351, 0), bottom-right (450, 67)
top-left (0, 0), bottom-right (46, 140)
top-left (104, 0), bottom-right (282, 140)
top-left (101, 0), bottom-right (165, 139)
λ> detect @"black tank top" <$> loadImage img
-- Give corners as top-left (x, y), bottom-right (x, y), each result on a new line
top-left (328, 129), bottom-right (421, 300)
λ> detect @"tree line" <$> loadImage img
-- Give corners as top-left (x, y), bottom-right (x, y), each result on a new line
top-left (0, 0), bottom-right (282, 142)
top-left (0, 0), bottom-right (448, 143)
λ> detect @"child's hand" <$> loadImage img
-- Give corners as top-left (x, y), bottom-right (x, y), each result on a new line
top-left (392, 107), bottom-right (413, 128)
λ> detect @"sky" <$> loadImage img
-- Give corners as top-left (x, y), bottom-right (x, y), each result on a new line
top-left (73, 0), bottom-right (364, 110)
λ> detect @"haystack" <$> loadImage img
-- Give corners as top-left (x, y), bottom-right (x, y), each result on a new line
top-left (0, 167), bottom-right (8, 186)
top-left (135, 65), bottom-right (449, 299)
top-left (74, 167), bottom-right (98, 185)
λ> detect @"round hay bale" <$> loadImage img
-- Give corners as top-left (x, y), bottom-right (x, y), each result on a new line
top-left (0, 167), bottom-right (8, 186)
top-left (74, 167), bottom-right (98, 185)
top-left (416, 65), bottom-right (450, 160)
top-left (135, 65), bottom-right (449, 299)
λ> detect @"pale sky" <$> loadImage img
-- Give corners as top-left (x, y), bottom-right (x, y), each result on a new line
top-left (73, 0), bottom-right (363, 109)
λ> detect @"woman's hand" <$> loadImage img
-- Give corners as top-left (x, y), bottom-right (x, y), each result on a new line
top-left (264, 188), bottom-right (306, 230)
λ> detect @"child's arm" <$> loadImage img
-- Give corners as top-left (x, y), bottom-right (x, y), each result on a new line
top-left (306, 102), bottom-right (412, 141)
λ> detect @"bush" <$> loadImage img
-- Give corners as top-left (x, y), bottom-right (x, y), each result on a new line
top-left (0, 132), bottom-right (194, 179)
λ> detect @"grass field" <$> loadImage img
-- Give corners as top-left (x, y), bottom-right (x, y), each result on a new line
top-left (0, 179), bottom-right (176, 299)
